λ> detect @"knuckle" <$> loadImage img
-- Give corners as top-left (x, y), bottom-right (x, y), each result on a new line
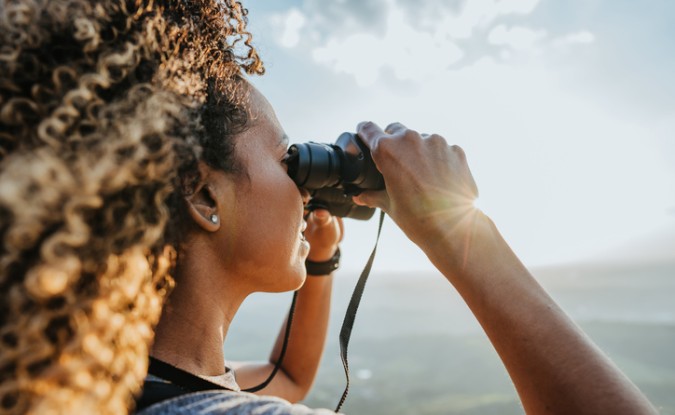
top-left (359, 121), bottom-right (381, 134)
top-left (362, 120), bottom-right (376, 129)
top-left (401, 128), bottom-right (420, 143)
top-left (428, 133), bottom-right (448, 147)
top-left (385, 122), bottom-right (405, 134)
top-left (450, 144), bottom-right (466, 160)
top-left (374, 137), bottom-right (396, 158)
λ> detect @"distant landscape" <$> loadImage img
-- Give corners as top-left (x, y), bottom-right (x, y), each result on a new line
top-left (226, 260), bottom-right (675, 414)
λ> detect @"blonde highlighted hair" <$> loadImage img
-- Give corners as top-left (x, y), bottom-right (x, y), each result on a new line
top-left (0, 1), bottom-right (263, 413)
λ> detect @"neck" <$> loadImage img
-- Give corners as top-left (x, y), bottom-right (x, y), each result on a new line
top-left (151, 254), bottom-right (248, 376)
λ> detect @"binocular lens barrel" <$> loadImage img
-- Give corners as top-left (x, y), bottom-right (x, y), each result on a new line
top-left (285, 133), bottom-right (384, 220)
top-left (286, 143), bottom-right (342, 190)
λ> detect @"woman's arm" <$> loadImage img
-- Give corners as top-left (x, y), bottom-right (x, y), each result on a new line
top-left (232, 209), bottom-right (342, 403)
top-left (353, 121), bottom-right (657, 415)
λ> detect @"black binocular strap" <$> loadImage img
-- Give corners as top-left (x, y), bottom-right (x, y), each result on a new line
top-left (242, 291), bottom-right (299, 393)
top-left (335, 209), bottom-right (385, 412)
top-left (247, 210), bottom-right (385, 412)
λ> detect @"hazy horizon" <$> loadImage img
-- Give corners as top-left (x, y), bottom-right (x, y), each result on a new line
top-left (227, 258), bottom-right (675, 414)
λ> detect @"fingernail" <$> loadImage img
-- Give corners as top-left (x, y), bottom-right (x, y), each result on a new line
top-left (314, 209), bottom-right (329, 219)
top-left (357, 121), bottom-right (371, 131)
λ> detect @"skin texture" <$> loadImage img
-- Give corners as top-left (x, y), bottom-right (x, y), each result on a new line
top-left (151, 84), bottom-right (342, 402)
top-left (352, 121), bottom-right (657, 415)
top-left (232, 208), bottom-right (342, 401)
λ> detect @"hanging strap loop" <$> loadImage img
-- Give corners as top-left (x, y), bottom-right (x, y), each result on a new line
top-left (335, 210), bottom-right (385, 413)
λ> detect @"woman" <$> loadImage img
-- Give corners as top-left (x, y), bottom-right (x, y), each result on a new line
top-left (138, 81), bottom-right (343, 414)
top-left (139, 97), bottom-right (659, 414)
top-left (0, 0), bottom-right (658, 414)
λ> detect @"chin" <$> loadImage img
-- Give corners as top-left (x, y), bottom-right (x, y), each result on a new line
top-left (286, 266), bottom-right (307, 291)
top-left (262, 265), bottom-right (306, 293)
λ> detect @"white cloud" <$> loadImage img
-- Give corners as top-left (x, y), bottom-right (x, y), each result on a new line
top-left (268, 0), bottom-right (597, 86)
top-left (555, 30), bottom-right (596, 45)
top-left (488, 25), bottom-right (546, 51)
top-left (272, 8), bottom-right (307, 48)
top-left (312, 34), bottom-right (382, 86)
top-left (282, 0), bottom-right (542, 42)
top-left (312, 7), bottom-right (464, 86)
top-left (434, 0), bottom-right (541, 39)
top-left (495, 0), bottom-right (541, 14)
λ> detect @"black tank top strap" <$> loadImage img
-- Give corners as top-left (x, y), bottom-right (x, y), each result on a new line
top-left (134, 357), bottom-right (231, 413)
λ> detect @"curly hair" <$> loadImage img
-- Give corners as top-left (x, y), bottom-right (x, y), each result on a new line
top-left (0, 1), bottom-right (263, 414)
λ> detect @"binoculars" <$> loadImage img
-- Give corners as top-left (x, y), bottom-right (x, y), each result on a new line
top-left (286, 133), bottom-right (385, 220)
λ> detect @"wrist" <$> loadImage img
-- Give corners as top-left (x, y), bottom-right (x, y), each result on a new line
top-left (307, 244), bottom-right (340, 262)
top-left (305, 247), bottom-right (340, 276)
top-left (422, 209), bottom-right (503, 279)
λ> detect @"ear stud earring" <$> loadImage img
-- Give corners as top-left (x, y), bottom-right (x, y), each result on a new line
top-left (210, 214), bottom-right (219, 224)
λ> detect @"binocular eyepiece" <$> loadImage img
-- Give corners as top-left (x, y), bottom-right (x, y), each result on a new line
top-left (286, 132), bottom-right (385, 220)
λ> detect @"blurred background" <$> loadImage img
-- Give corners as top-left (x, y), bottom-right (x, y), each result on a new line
top-left (227, 1), bottom-right (675, 413)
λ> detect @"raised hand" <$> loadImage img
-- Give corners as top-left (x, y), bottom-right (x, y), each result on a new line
top-left (352, 121), bottom-right (478, 254)
top-left (304, 208), bottom-right (343, 263)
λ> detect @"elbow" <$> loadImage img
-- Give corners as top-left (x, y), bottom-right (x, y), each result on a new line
top-left (280, 369), bottom-right (314, 403)
top-left (287, 388), bottom-right (309, 404)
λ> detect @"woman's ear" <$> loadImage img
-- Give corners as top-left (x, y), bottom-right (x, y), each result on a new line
top-left (184, 163), bottom-right (223, 233)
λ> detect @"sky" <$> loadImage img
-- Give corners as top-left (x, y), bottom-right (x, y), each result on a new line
top-left (242, 0), bottom-right (675, 272)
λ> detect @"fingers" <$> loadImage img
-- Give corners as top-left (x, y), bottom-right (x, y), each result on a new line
top-left (358, 121), bottom-right (420, 152)
top-left (307, 209), bottom-right (344, 240)
top-left (308, 208), bottom-right (333, 227)
top-left (352, 190), bottom-right (390, 212)
top-left (356, 121), bottom-right (386, 150)
top-left (384, 122), bottom-right (408, 135)
top-left (305, 208), bottom-right (342, 262)
top-left (466, 164), bottom-right (479, 199)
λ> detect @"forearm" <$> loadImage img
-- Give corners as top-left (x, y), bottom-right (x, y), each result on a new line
top-left (425, 211), bottom-right (656, 415)
top-left (351, 122), bottom-right (656, 413)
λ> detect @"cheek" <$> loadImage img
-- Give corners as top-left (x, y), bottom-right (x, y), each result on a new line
top-left (230, 183), bottom-right (297, 263)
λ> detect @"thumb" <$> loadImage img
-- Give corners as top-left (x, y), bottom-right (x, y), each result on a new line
top-left (352, 190), bottom-right (390, 212)
top-left (309, 208), bottom-right (333, 226)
